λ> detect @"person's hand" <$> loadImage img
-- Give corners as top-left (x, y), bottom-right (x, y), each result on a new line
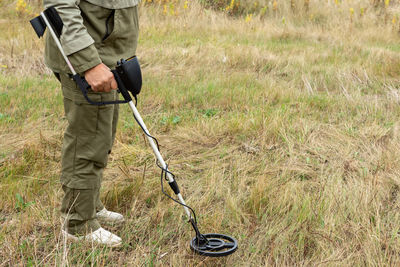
top-left (84, 63), bottom-right (117, 92)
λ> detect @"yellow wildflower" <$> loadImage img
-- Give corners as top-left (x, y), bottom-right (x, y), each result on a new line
top-left (16, 0), bottom-right (27, 13)
top-left (245, 14), bottom-right (253, 23)
top-left (229, 0), bottom-right (235, 10)
top-left (273, 0), bottom-right (277, 11)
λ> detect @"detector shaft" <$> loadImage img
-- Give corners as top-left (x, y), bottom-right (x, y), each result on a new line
top-left (128, 101), bottom-right (192, 220)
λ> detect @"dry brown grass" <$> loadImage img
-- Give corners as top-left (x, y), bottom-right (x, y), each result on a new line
top-left (2, 0), bottom-right (400, 266)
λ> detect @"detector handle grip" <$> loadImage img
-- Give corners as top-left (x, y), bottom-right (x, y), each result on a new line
top-left (112, 69), bottom-right (133, 102)
top-left (72, 73), bottom-right (131, 106)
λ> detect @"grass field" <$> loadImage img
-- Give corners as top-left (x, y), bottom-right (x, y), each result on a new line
top-left (2, 0), bottom-right (400, 265)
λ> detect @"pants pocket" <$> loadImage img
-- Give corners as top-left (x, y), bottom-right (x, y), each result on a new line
top-left (61, 73), bottom-right (101, 137)
top-left (64, 97), bottom-right (99, 137)
top-left (102, 10), bottom-right (115, 42)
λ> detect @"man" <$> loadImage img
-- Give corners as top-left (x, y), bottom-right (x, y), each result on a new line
top-left (43, 0), bottom-right (140, 247)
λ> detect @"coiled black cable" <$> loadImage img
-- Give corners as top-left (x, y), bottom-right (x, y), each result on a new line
top-left (131, 110), bottom-right (199, 226)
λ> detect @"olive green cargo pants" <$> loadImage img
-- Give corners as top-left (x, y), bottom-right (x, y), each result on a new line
top-left (54, 2), bottom-right (139, 235)
top-left (59, 73), bottom-right (119, 234)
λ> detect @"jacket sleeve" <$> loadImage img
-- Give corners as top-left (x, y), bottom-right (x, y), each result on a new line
top-left (43, 0), bottom-right (101, 73)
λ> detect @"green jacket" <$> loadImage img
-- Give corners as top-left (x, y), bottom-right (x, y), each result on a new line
top-left (44, 0), bottom-right (140, 73)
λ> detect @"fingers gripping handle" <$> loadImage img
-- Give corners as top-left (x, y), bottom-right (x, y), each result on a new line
top-left (72, 73), bottom-right (131, 106)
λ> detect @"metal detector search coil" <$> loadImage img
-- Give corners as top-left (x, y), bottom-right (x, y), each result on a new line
top-left (30, 6), bottom-right (238, 257)
top-left (191, 233), bottom-right (238, 257)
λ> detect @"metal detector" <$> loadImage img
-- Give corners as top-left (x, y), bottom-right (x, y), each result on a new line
top-left (30, 7), bottom-right (238, 257)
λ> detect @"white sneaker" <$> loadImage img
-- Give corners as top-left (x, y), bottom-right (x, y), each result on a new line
top-left (96, 208), bottom-right (125, 224)
top-left (62, 227), bottom-right (122, 247)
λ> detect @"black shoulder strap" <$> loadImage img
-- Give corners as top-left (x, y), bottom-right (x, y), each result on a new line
top-left (44, 6), bottom-right (64, 38)
top-left (30, 15), bottom-right (46, 38)
top-left (29, 6), bottom-right (63, 38)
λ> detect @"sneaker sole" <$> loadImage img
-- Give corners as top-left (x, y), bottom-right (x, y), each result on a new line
top-left (61, 230), bottom-right (122, 248)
